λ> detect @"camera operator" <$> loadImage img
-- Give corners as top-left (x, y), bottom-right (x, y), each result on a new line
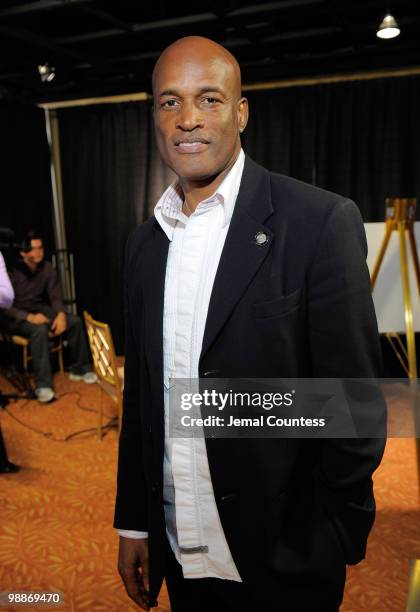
top-left (0, 251), bottom-right (21, 474)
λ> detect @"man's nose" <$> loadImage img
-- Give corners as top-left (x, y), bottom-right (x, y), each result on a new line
top-left (176, 101), bottom-right (204, 131)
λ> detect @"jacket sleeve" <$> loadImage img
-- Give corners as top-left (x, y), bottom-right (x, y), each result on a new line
top-left (307, 198), bottom-right (387, 565)
top-left (113, 232), bottom-right (149, 531)
top-left (1, 267), bottom-right (27, 321)
top-left (0, 252), bottom-right (14, 309)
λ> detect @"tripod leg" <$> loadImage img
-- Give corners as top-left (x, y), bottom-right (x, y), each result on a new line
top-left (407, 226), bottom-right (420, 294)
top-left (371, 225), bottom-right (393, 289)
top-left (398, 223), bottom-right (417, 379)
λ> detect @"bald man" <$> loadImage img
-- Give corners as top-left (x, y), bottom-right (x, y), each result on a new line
top-left (114, 37), bottom-right (385, 611)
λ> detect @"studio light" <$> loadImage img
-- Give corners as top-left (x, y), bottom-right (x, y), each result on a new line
top-left (376, 13), bottom-right (400, 39)
top-left (38, 63), bottom-right (55, 83)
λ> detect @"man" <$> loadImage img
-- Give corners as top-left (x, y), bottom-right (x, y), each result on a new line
top-left (1, 232), bottom-right (96, 403)
top-left (115, 37), bottom-right (386, 611)
top-left (0, 251), bottom-right (21, 473)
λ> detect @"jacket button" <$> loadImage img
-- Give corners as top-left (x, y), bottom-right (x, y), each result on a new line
top-left (220, 493), bottom-right (237, 502)
top-left (203, 370), bottom-right (219, 377)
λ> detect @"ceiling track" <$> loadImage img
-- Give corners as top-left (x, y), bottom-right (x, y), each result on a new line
top-left (38, 63), bottom-right (420, 109)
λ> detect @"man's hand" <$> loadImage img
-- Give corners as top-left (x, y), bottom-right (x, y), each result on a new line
top-left (118, 536), bottom-right (151, 610)
top-left (51, 312), bottom-right (67, 336)
top-left (26, 313), bottom-right (50, 325)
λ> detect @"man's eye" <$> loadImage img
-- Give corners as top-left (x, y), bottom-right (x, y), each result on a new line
top-left (203, 97), bottom-right (219, 104)
top-left (161, 99), bottom-right (179, 108)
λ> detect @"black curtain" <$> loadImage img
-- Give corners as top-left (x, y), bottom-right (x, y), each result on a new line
top-left (243, 75), bottom-right (420, 221)
top-left (0, 102), bottom-right (54, 257)
top-left (57, 75), bottom-right (420, 354)
top-left (243, 86), bottom-right (317, 184)
top-left (59, 102), bottom-right (157, 352)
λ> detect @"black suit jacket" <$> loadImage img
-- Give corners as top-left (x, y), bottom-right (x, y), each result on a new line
top-left (114, 156), bottom-right (386, 609)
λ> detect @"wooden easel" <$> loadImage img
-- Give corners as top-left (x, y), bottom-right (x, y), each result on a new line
top-left (371, 198), bottom-right (420, 379)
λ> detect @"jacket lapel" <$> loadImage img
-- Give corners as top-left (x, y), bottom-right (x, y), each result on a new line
top-left (201, 156), bottom-right (274, 360)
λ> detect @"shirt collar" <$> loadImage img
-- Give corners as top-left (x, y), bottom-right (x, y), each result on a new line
top-left (154, 149), bottom-right (245, 241)
top-left (16, 259), bottom-right (44, 277)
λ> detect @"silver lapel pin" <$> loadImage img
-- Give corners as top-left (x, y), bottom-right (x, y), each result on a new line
top-left (254, 231), bottom-right (269, 246)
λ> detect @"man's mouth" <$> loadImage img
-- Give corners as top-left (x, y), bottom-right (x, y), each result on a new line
top-left (174, 138), bottom-right (210, 154)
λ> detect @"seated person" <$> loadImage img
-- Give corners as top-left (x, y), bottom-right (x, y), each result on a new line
top-left (0, 232), bottom-right (97, 403)
top-left (0, 250), bottom-right (21, 473)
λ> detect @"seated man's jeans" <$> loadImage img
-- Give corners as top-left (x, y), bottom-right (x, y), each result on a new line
top-left (0, 305), bottom-right (91, 388)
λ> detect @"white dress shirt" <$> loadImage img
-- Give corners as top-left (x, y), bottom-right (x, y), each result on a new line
top-left (118, 150), bottom-right (245, 581)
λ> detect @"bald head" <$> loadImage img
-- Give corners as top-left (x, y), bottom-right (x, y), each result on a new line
top-left (153, 36), bottom-right (242, 99)
top-left (152, 36), bottom-right (248, 187)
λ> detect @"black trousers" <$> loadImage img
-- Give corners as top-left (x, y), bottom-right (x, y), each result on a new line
top-left (0, 426), bottom-right (8, 467)
top-left (1, 305), bottom-right (91, 388)
top-left (164, 540), bottom-right (341, 612)
top-left (164, 541), bottom-right (254, 612)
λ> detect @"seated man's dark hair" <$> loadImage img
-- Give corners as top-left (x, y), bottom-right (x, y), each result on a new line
top-left (21, 231), bottom-right (43, 253)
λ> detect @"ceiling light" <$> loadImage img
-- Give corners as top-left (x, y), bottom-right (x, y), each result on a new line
top-left (38, 63), bottom-right (55, 83)
top-left (376, 13), bottom-right (400, 39)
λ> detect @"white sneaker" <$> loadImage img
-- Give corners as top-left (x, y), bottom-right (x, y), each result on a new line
top-left (35, 387), bottom-right (55, 403)
top-left (69, 371), bottom-right (98, 384)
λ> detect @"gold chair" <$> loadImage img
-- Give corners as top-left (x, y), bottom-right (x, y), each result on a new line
top-left (8, 333), bottom-right (64, 375)
top-left (83, 311), bottom-right (123, 439)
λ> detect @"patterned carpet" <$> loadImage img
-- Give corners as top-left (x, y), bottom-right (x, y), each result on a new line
top-left (0, 372), bottom-right (419, 611)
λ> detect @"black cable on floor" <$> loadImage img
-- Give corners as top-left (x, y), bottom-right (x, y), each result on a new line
top-left (2, 391), bottom-right (118, 442)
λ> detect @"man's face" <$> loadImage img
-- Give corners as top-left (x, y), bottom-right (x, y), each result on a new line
top-left (21, 239), bottom-right (44, 266)
top-left (153, 52), bottom-right (248, 182)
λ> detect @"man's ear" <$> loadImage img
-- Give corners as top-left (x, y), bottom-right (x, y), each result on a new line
top-left (238, 97), bottom-right (249, 133)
